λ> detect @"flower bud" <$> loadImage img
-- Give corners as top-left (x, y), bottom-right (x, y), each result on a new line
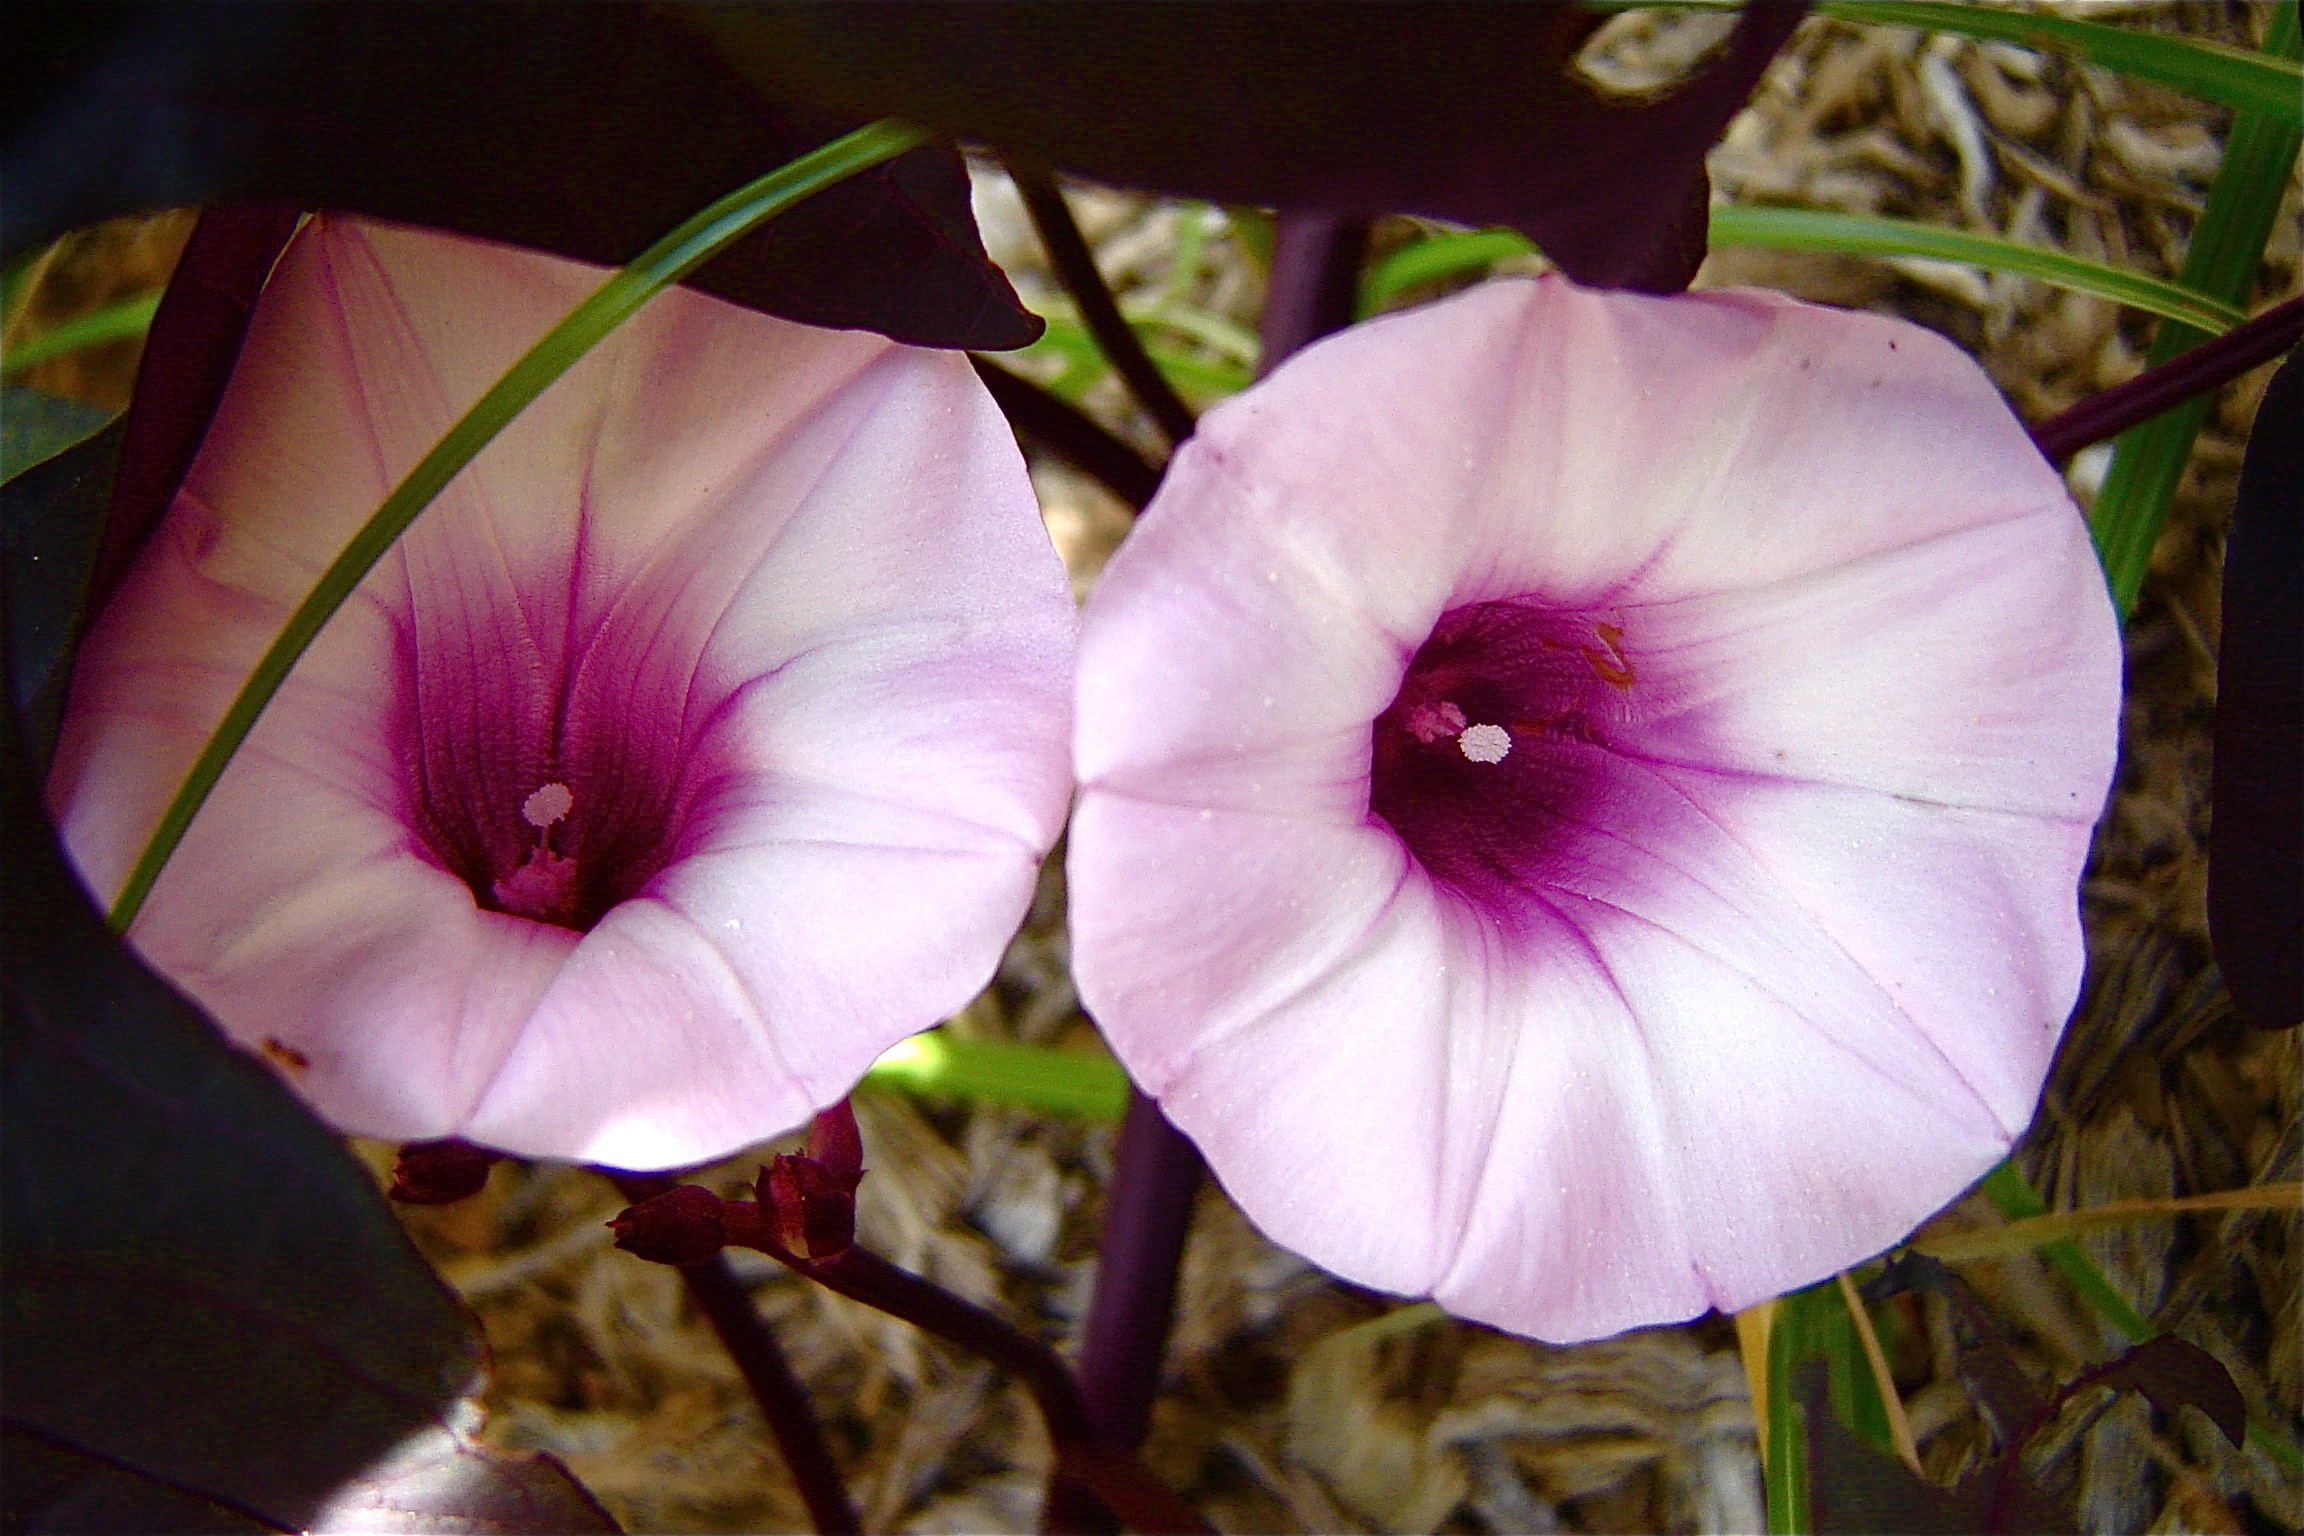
top-left (609, 1184), bottom-right (728, 1267)
top-left (806, 1101), bottom-right (865, 1188)
top-left (388, 1139), bottom-right (499, 1204)
top-left (761, 1155), bottom-right (857, 1262)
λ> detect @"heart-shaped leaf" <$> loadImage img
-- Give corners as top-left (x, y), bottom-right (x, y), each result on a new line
top-left (2211, 351), bottom-right (2301, 1029)
top-left (3, 415), bottom-right (119, 770)
top-left (2096, 1334), bottom-right (2249, 1448)
top-left (0, 697), bottom-right (613, 1531)
top-left (3, 1), bottom-right (1035, 349)
top-left (680, 1), bottom-right (1807, 292)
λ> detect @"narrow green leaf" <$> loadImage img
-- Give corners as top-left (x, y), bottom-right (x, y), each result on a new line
top-left (1711, 207), bottom-right (2245, 334)
top-left (108, 118), bottom-right (931, 932)
top-left (1979, 1161), bottom-right (2152, 1340)
top-left (1765, 1286), bottom-right (1821, 1533)
top-left (1020, 313), bottom-right (1255, 403)
top-left (1584, 1), bottom-right (2300, 127)
top-left (866, 1030), bottom-right (1132, 1121)
top-left (1818, 2), bottom-right (2300, 130)
top-left (1357, 212), bottom-right (2246, 336)
top-left (2089, 3), bottom-right (2300, 616)
top-left (1, 292), bottom-right (163, 376)
top-left (1360, 229), bottom-right (1543, 316)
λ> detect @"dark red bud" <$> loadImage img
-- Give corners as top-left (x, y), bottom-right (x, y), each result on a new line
top-left (388, 1139), bottom-right (500, 1204)
top-left (806, 1100), bottom-right (865, 1188)
top-left (762, 1154), bottom-right (857, 1261)
top-left (609, 1183), bottom-right (728, 1267)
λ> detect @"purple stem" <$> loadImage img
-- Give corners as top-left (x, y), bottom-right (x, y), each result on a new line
top-left (1006, 152), bottom-right (1199, 449)
top-left (607, 1172), bottom-right (859, 1535)
top-left (2031, 294), bottom-right (2304, 463)
top-left (971, 356), bottom-right (1162, 511)
top-left (1075, 1092), bottom-right (1207, 1450)
top-left (765, 1242), bottom-right (1212, 1535)
top-left (1044, 211), bottom-right (1377, 1534)
top-left (1256, 212), bottom-right (1372, 377)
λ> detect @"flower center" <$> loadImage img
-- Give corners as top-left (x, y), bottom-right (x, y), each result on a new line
top-left (406, 701), bottom-right (694, 934)
top-left (491, 782), bottom-right (582, 926)
top-left (1368, 599), bottom-right (1637, 923)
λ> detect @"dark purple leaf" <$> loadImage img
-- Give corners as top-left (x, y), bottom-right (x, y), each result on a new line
top-left (1804, 1363), bottom-right (2074, 1536)
top-left (1866, 1254), bottom-right (2046, 1448)
top-left (3, 2), bottom-right (1035, 350)
top-left (1803, 1361), bottom-right (1975, 1536)
top-left (680, 1), bottom-right (1808, 293)
top-left (2, 1423), bottom-right (281, 1534)
top-left (294, 1422), bottom-right (618, 1535)
top-left (2211, 350), bottom-right (2301, 1028)
top-left (2095, 1335), bottom-right (2248, 1448)
top-left (0, 697), bottom-right (612, 1531)
top-left (2, 418), bottom-right (119, 772)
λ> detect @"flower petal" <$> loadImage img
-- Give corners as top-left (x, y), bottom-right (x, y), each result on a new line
top-left (1071, 274), bottom-right (2119, 1340)
top-left (53, 216), bottom-right (1074, 1164)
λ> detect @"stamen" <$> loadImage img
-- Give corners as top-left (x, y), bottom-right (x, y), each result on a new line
top-left (1407, 700), bottom-right (1470, 744)
top-left (494, 781), bottom-right (581, 924)
top-left (522, 781), bottom-right (574, 828)
top-left (1459, 723), bottom-right (1512, 763)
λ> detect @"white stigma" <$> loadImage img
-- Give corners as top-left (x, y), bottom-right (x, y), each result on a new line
top-left (1458, 723), bottom-right (1512, 764)
top-left (522, 782), bottom-right (574, 829)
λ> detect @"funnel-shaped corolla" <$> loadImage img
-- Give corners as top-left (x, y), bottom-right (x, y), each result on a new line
top-left (51, 216), bottom-right (1076, 1169)
top-left (1069, 276), bottom-right (2119, 1342)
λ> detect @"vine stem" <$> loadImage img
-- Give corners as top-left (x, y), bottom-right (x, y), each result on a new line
top-left (762, 1241), bottom-right (1212, 1535)
top-left (2031, 293), bottom-right (2302, 464)
top-left (1044, 209), bottom-right (1375, 1535)
top-left (1256, 211), bottom-right (1371, 376)
top-left (971, 356), bottom-right (1162, 511)
top-left (1006, 153), bottom-right (1198, 449)
top-left (607, 1173), bottom-right (860, 1535)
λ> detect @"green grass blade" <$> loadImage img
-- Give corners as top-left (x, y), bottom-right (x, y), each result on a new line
top-left (2, 292), bottom-right (163, 376)
top-left (1360, 229), bottom-right (1544, 316)
top-left (1584, 1), bottom-right (2300, 126)
top-left (1358, 211), bottom-right (2246, 336)
top-left (1765, 1287), bottom-right (1821, 1533)
top-left (107, 118), bottom-right (930, 932)
top-left (865, 1030), bottom-right (1132, 1121)
top-left (1817, 2), bottom-right (2301, 130)
top-left (1979, 1162), bottom-right (2153, 1341)
top-left (1020, 312), bottom-right (1255, 403)
top-left (2089, 3), bottom-right (2300, 616)
top-left (1712, 207), bottom-right (2246, 333)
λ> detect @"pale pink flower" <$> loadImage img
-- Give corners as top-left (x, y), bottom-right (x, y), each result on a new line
top-left (1069, 276), bottom-right (2120, 1342)
top-left (51, 216), bottom-right (1076, 1169)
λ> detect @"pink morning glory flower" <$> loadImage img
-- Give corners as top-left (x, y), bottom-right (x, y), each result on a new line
top-left (49, 216), bottom-right (1076, 1170)
top-left (1068, 276), bottom-right (2120, 1342)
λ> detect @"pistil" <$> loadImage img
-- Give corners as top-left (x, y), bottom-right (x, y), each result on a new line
top-left (491, 780), bottom-right (582, 925)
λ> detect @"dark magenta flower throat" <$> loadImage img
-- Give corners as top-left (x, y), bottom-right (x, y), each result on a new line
top-left (401, 647), bottom-right (704, 934)
top-left (1370, 597), bottom-right (1639, 922)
